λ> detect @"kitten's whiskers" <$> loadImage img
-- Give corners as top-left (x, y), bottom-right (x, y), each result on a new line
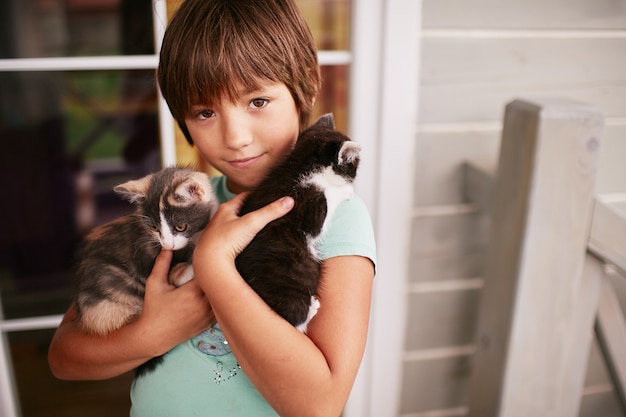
top-left (134, 235), bottom-right (161, 257)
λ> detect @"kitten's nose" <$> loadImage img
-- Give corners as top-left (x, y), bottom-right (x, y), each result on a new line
top-left (161, 236), bottom-right (186, 251)
top-left (160, 232), bottom-right (176, 250)
top-left (161, 240), bottom-right (175, 250)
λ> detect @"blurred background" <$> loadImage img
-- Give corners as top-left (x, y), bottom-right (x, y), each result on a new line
top-left (0, 0), bottom-right (625, 416)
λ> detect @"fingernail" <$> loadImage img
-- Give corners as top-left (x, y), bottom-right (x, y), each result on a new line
top-left (282, 196), bottom-right (295, 209)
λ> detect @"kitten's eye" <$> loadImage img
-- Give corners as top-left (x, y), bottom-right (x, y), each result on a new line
top-left (149, 225), bottom-right (159, 233)
top-left (175, 224), bottom-right (188, 232)
top-left (249, 98), bottom-right (268, 109)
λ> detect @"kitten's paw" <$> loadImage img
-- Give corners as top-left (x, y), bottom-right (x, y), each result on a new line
top-left (169, 263), bottom-right (195, 287)
top-left (296, 296), bottom-right (320, 333)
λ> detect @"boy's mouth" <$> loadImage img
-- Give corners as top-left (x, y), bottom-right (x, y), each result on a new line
top-left (228, 154), bottom-right (263, 169)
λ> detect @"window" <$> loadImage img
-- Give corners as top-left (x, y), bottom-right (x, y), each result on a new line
top-left (0, 1), bottom-right (352, 415)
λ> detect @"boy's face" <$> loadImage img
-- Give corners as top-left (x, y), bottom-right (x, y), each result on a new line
top-left (185, 81), bottom-right (300, 194)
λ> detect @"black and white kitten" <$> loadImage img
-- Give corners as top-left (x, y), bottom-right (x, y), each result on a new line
top-left (236, 113), bottom-right (361, 332)
top-left (74, 166), bottom-right (218, 338)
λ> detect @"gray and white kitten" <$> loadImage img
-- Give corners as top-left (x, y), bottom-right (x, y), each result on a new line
top-left (73, 166), bottom-right (217, 373)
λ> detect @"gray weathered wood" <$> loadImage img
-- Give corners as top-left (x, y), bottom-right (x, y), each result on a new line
top-left (463, 159), bottom-right (496, 215)
top-left (595, 278), bottom-right (626, 414)
top-left (467, 98), bottom-right (604, 417)
top-left (589, 196), bottom-right (626, 275)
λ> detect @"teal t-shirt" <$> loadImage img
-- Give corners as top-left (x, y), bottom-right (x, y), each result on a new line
top-left (130, 175), bottom-right (377, 416)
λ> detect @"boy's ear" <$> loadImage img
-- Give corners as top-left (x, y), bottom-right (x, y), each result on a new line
top-left (310, 90), bottom-right (317, 108)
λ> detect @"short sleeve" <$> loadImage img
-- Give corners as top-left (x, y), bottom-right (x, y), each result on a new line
top-left (318, 195), bottom-right (377, 269)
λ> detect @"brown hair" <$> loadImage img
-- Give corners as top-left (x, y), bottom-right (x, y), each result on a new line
top-left (157, 0), bottom-right (321, 144)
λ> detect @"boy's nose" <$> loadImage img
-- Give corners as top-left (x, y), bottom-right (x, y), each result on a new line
top-left (222, 116), bottom-right (253, 150)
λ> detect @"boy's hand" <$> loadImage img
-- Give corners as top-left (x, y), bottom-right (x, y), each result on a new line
top-left (138, 250), bottom-right (215, 357)
top-left (194, 193), bottom-right (294, 265)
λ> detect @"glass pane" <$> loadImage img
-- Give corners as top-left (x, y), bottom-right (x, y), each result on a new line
top-left (314, 64), bottom-right (350, 132)
top-left (296, 0), bottom-right (351, 51)
top-left (9, 329), bottom-right (134, 416)
top-left (0, 0), bottom-right (155, 59)
top-left (0, 69), bottom-right (160, 319)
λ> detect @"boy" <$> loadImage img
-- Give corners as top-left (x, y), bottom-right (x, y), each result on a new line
top-left (49, 0), bottom-right (376, 415)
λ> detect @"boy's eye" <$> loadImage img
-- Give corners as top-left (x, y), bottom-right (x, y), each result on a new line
top-left (194, 109), bottom-right (215, 120)
top-left (249, 98), bottom-right (268, 109)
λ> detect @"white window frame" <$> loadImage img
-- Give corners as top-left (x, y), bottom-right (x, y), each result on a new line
top-left (346, 1), bottom-right (419, 416)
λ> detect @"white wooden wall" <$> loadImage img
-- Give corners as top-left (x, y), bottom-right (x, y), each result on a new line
top-left (400, 0), bottom-right (626, 416)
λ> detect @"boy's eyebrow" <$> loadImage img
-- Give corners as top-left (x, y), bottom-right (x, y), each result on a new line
top-left (239, 82), bottom-right (276, 97)
top-left (188, 82), bottom-right (277, 109)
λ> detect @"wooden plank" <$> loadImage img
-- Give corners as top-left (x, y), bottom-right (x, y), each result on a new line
top-left (467, 98), bottom-right (605, 417)
top-left (595, 278), bottom-right (626, 414)
top-left (589, 196), bottom-right (626, 274)
top-left (405, 289), bottom-right (481, 350)
top-left (419, 125), bottom-right (626, 205)
top-left (555, 255), bottom-right (607, 416)
top-left (414, 130), bottom-right (500, 206)
top-left (596, 127), bottom-right (626, 195)
top-left (467, 171), bottom-right (626, 275)
top-left (422, 0), bottom-right (626, 30)
top-left (419, 38), bottom-right (626, 124)
top-left (400, 355), bottom-right (471, 414)
top-left (463, 159), bottom-right (497, 214)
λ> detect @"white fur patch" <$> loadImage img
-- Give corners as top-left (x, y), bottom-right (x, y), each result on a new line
top-left (303, 166), bottom-right (354, 257)
top-left (169, 263), bottom-right (195, 286)
top-left (296, 296), bottom-right (320, 333)
top-left (158, 213), bottom-right (188, 250)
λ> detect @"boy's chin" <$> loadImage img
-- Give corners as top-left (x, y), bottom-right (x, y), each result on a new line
top-left (226, 177), bottom-right (257, 194)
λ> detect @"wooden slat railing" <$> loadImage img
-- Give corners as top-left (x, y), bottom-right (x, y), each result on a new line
top-left (463, 98), bottom-right (626, 417)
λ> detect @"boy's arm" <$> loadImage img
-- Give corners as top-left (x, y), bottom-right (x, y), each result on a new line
top-left (48, 250), bottom-right (214, 380)
top-left (193, 195), bottom-right (374, 417)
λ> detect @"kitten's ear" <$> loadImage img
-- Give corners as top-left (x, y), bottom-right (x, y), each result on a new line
top-left (338, 141), bottom-right (361, 165)
top-left (114, 174), bottom-right (153, 204)
top-left (312, 113), bottom-right (335, 130)
top-left (174, 172), bottom-right (213, 203)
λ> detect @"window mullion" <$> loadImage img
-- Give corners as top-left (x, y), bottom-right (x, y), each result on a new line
top-left (0, 55), bottom-right (158, 72)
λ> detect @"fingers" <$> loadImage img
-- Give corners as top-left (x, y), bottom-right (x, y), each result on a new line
top-left (154, 249), bottom-right (173, 273)
top-left (147, 250), bottom-right (173, 288)
top-left (195, 195), bottom-right (295, 266)
top-left (242, 196), bottom-right (294, 233)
